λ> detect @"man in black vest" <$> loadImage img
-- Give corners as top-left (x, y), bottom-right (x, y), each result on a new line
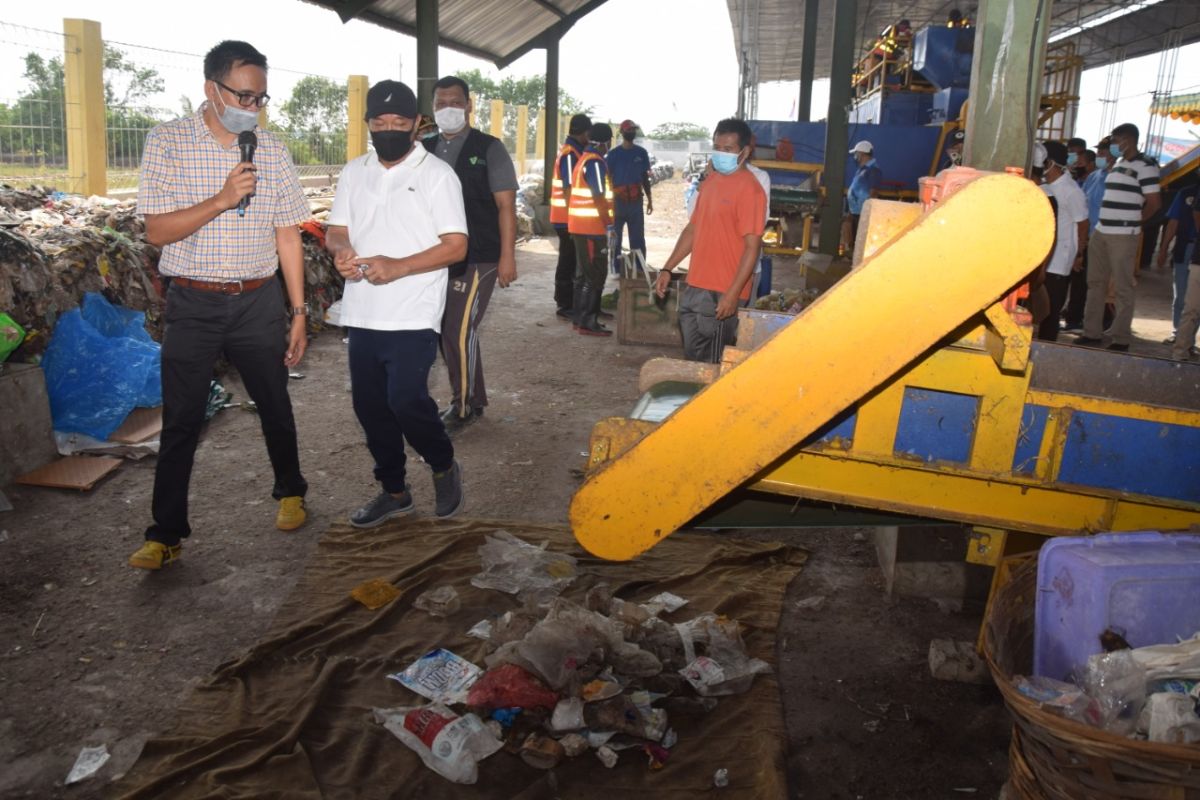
top-left (427, 75), bottom-right (519, 433)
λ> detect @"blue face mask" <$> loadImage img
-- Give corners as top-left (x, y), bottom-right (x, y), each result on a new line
top-left (1066, 152), bottom-right (1078, 167)
top-left (1109, 143), bottom-right (1122, 159)
top-left (1095, 156), bottom-right (1108, 169)
top-left (711, 151), bottom-right (740, 175)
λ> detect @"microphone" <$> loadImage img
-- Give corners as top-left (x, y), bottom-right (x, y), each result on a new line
top-left (237, 130), bottom-right (257, 216)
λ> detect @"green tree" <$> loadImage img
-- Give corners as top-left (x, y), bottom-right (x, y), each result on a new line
top-left (452, 68), bottom-right (589, 153)
top-left (647, 121), bottom-right (710, 140)
top-left (277, 76), bottom-right (347, 167)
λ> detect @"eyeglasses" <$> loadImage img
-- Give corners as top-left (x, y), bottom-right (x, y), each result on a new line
top-left (213, 79), bottom-right (270, 109)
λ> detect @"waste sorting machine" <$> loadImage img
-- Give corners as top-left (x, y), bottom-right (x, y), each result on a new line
top-left (569, 170), bottom-right (1200, 577)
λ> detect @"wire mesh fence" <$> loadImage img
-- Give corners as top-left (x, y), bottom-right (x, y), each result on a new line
top-left (0, 21), bottom-right (69, 189)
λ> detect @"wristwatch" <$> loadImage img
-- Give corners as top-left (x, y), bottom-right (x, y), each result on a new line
top-left (290, 303), bottom-right (310, 317)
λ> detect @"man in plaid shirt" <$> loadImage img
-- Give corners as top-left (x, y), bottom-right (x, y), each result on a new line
top-left (129, 40), bottom-right (311, 570)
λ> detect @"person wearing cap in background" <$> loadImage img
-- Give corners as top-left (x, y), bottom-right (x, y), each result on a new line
top-left (549, 113), bottom-right (592, 320)
top-left (426, 75), bottom-right (519, 434)
top-left (655, 118), bottom-right (766, 362)
top-left (605, 120), bottom-right (653, 273)
top-left (1036, 141), bottom-right (1089, 342)
top-left (939, 128), bottom-right (966, 172)
top-left (325, 80), bottom-right (467, 527)
top-left (1075, 122), bottom-right (1161, 352)
top-left (844, 140), bottom-right (882, 254)
top-left (567, 123), bottom-right (616, 337)
top-left (129, 40), bottom-right (311, 571)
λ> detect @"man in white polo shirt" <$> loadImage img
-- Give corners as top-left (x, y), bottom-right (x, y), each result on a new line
top-left (1075, 122), bottom-right (1161, 351)
top-left (325, 80), bottom-right (467, 526)
top-left (1037, 141), bottom-right (1089, 342)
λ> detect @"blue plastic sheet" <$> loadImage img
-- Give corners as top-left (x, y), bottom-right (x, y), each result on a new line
top-left (41, 293), bottom-right (161, 439)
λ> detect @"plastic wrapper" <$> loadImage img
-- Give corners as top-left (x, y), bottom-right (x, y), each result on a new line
top-left (373, 705), bottom-right (502, 784)
top-left (675, 614), bottom-right (771, 696)
top-left (549, 697), bottom-right (585, 731)
top-left (388, 648), bottom-right (482, 704)
top-left (485, 599), bottom-right (623, 689)
top-left (1013, 675), bottom-right (1101, 726)
top-left (413, 585), bottom-right (461, 617)
top-left (65, 745), bottom-right (110, 785)
top-left (0, 312), bottom-right (24, 362)
top-left (1081, 650), bottom-right (1148, 736)
top-left (558, 732), bottom-right (589, 757)
top-left (40, 293), bottom-right (161, 439)
top-left (1130, 632), bottom-right (1200, 681)
top-left (519, 732), bottom-right (564, 769)
top-left (1143, 692), bottom-right (1200, 744)
top-left (596, 745), bottom-right (618, 768)
top-left (471, 530), bottom-right (578, 600)
top-left (466, 663), bottom-right (559, 712)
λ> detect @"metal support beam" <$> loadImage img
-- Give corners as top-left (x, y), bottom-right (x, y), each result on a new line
top-left (63, 18), bottom-right (106, 197)
top-left (543, 34), bottom-right (560, 205)
top-left (817, 0), bottom-right (856, 255)
top-left (416, 0), bottom-right (438, 116)
top-left (797, 0), bottom-right (820, 122)
top-left (964, 0), bottom-right (1055, 172)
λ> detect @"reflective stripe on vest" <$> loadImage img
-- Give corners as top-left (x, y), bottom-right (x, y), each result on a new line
top-left (567, 152), bottom-right (612, 236)
top-left (549, 142), bottom-right (576, 225)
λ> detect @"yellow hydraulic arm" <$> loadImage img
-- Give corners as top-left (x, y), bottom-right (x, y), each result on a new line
top-left (570, 172), bottom-right (1054, 561)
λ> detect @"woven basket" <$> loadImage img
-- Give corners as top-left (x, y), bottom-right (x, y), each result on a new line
top-left (983, 556), bottom-right (1200, 799)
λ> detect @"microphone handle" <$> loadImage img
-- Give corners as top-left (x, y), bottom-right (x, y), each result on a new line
top-left (237, 149), bottom-right (255, 215)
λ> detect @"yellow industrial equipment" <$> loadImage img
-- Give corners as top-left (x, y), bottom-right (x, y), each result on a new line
top-left (570, 169), bottom-right (1200, 562)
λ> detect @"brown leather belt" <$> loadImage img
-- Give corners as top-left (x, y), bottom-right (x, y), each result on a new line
top-left (171, 276), bottom-right (272, 295)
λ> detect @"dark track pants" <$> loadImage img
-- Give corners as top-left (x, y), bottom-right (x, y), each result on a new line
top-left (441, 263), bottom-right (498, 416)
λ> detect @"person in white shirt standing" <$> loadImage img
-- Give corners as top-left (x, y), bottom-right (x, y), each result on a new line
top-left (1075, 122), bottom-right (1161, 351)
top-left (1037, 141), bottom-right (1089, 342)
top-left (325, 80), bottom-right (468, 526)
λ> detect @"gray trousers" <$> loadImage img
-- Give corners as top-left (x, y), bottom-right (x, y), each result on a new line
top-left (679, 284), bottom-right (738, 362)
top-left (1083, 230), bottom-right (1140, 345)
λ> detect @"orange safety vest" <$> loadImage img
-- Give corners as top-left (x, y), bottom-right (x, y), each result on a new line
top-left (549, 141), bottom-right (579, 226)
top-left (567, 151), bottom-right (613, 236)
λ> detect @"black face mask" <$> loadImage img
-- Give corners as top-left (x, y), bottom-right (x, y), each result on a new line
top-left (622, 132), bottom-right (636, 143)
top-left (371, 129), bottom-right (415, 163)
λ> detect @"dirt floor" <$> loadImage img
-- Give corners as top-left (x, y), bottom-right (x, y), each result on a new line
top-left (0, 176), bottom-right (1185, 799)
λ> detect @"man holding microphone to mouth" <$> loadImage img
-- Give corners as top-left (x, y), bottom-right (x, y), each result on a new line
top-left (325, 80), bottom-right (469, 527)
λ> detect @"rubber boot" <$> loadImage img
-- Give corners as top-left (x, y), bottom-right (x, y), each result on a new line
top-left (577, 285), bottom-right (612, 337)
top-left (571, 280), bottom-right (585, 330)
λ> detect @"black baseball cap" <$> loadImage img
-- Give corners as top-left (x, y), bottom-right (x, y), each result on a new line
top-left (588, 123), bottom-right (613, 144)
top-left (1043, 140), bottom-right (1068, 168)
top-left (365, 80), bottom-right (417, 120)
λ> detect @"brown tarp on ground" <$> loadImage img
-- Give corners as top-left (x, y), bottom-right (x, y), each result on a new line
top-left (113, 519), bottom-right (806, 800)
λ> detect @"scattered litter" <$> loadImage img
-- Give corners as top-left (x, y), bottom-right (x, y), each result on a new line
top-left (373, 705), bottom-right (502, 784)
top-left (490, 708), bottom-right (521, 729)
top-left (519, 732), bottom-right (564, 769)
top-left (65, 744), bottom-right (110, 785)
top-left (596, 745), bottom-right (618, 769)
top-left (287, 371), bottom-right (305, 379)
top-left (586, 730), bottom-right (617, 748)
top-left (466, 663), bottom-right (558, 711)
top-left (1145, 692), bottom-right (1200, 743)
top-left (549, 697), bottom-right (585, 731)
top-left (676, 614), bottom-right (771, 696)
top-left (928, 639), bottom-right (990, 684)
top-left (471, 530), bottom-right (577, 600)
top-left (794, 595), bottom-right (826, 611)
top-left (713, 767), bottom-right (730, 787)
top-left (390, 648), bottom-right (482, 704)
top-left (644, 742), bottom-right (670, 769)
top-left (558, 733), bottom-right (588, 757)
top-left (853, 531), bottom-right (868, 542)
top-left (31, 611), bottom-right (45, 637)
top-left (349, 578), bottom-right (399, 610)
top-left (466, 619), bottom-right (493, 640)
top-left (643, 592), bottom-right (688, 614)
top-left (413, 585), bottom-right (461, 618)
top-left (661, 727), bottom-right (678, 748)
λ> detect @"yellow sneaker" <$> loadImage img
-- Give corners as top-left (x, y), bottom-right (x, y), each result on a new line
top-left (276, 496), bottom-right (307, 531)
top-left (129, 541), bottom-right (181, 570)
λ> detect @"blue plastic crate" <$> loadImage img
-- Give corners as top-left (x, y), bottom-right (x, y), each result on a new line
top-left (1033, 531), bottom-right (1200, 681)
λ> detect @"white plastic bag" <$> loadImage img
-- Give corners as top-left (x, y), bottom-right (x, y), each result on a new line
top-left (373, 705), bottom-right (502, 784)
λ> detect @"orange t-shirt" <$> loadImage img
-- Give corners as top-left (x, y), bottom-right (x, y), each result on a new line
top-left (687, 168), bottom-right (767, 299)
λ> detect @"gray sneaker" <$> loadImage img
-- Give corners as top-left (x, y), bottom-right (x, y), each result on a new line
top-left (432, 461), bottom-right (464, 518)
top-left (350, 488), bottom-right (414, 529)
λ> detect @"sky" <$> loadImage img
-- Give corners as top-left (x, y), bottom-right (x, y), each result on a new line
top-left (0, 0), bottom-right (1197, 151)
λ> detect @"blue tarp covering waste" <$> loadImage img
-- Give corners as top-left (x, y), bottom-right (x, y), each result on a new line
top-left (41, 293), bottom-right (161, 439)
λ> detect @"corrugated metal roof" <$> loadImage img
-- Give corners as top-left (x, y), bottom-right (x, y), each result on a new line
top-left (730, 0), bottom-right (1200, 83)
top-left (300, 0), bottom-right (610, 68)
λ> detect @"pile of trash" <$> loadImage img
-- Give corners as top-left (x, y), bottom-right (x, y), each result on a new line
top-left (1014, 634), bottom-right (1200, 744)
top-left (753, 287), bottom-right (820, 314)
top-left (371, 530), bottom-right (769, 784)
top-left (0, 185), bottom-right (345, 359)
top-left (515, 175), bottom-right (541, 240)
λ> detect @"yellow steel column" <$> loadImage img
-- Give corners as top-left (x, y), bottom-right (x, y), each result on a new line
top-left (469, 92), bottom-right (479, 128)
top-left (570, 173), bottom-right (1053, 561)
top-left (516, 104), bottom-right (528, 175)
top-left (63, 18), bottom-right (106, 197)
top-left (347, 75), bottom-right (368, 161)
top-left (535, 108), bottom-right (546, 161)
top-left (490, 99), bottom-right (505, 140)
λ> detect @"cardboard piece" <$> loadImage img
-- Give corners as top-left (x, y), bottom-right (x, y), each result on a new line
top-left (16, 455), bottom-right (121, 491)
top-left (110, 407), bottom-right (162, 444)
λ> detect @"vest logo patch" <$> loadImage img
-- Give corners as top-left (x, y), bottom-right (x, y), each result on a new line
top-left (469, 156), bottom-right (486, 166)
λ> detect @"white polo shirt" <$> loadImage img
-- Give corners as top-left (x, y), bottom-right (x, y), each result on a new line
top-left (1041, 171), bottom-right (1089, 277)
top-left (328, 146), bottom-right (468, 331)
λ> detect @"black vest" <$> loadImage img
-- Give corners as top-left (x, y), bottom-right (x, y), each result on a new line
top-left (425, 128), bottom-right (502, 277)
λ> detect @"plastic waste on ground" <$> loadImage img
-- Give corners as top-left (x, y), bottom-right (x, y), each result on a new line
top-left (389, 648), bottom-right (482, 704)
top-left (0, 313), bottom-right (24, 362)
top-left (675, 613), bottom-right (771, 696)
top-left (470, 530), bottom-right (578, 601)
top-left (713, 767), bottom-right (730, 788)
top-left (65, 745), bottom-right (110, 785)
top-left (413, 585), bottom-right (461, 617)
top-left (1081, 650), bottom-right (1149, 736)
top-left (373, 705), bottom-right (502, 784)
top-left (465, 663), bottom-right (558, 712)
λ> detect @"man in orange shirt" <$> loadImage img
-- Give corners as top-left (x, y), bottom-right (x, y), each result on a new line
top-left (655, 118), bottom-right (766, 361)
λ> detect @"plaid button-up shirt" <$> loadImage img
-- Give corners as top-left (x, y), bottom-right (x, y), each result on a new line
top-left (137, 107), bottom-right (309, 280)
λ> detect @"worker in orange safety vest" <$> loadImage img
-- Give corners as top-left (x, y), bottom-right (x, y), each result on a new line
top-left (550, 114), bottom-right (592, 320)
top-left (567, 122), bottom-right (615, 337)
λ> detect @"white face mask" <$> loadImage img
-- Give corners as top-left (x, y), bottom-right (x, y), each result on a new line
top-left (212, 86), bottom-right (259, 134)
top-left (434, 106), bottom-right (467, 134)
